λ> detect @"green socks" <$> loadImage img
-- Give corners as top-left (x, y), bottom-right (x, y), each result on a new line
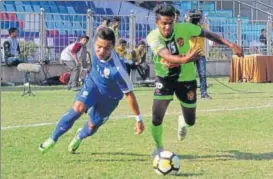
top-left (151, 124), bottom-right (163, 148)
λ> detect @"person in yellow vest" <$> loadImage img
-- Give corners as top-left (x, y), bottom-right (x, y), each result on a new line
top-left (114, 39), bottom-right (134, 75)
top-left (185, 10), bottom-right (212, 99)
top-left (127, 41), bottom-right (150, 80)
top-left (115, 39), bottom-right (127, 58)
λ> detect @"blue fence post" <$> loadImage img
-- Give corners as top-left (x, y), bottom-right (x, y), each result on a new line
top-left (237, 15), bottom-right (242, 47)
top-left (39, 8), bottom-right (45, 62)
top-left (129, 10), bottom-right (135, 51)
top-left (86, 9), bottom-right (93, 55)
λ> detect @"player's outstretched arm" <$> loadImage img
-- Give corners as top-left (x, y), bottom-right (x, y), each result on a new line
top-left (125, 91), bottom-right (144, 134)
top-left (200, 30), bottom-right (244, 57)
top-left (158, 48), bottom-right (202, 65)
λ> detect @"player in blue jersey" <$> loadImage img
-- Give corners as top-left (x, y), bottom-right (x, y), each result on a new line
top-left (39, 28), bottom-right (145, 153)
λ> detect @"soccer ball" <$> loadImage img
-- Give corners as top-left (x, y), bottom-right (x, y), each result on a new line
top-left (153, 151), bottom-right (180, 175)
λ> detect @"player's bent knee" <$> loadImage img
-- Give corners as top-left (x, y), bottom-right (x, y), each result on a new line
top-left (73, 101), bottom-right (86, 113)
top-left (152, 116), bottom-right (163, 126)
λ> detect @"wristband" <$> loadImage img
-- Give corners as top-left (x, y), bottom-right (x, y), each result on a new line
top-left (135, 115), bottom-right (143, 122)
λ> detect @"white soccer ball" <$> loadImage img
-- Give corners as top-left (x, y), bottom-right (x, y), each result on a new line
top-left (153, 151), bottom-right (180, 175)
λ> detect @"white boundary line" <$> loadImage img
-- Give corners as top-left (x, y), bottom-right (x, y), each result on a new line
top-left (1, 104), bottom-right (273, 131)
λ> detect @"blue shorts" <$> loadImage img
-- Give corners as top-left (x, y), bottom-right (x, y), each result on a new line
top-left (76, 77), bottom-right (119, 127)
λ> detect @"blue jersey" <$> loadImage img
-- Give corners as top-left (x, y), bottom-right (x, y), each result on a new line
top-left (88, 49), bottom-right (133, 100)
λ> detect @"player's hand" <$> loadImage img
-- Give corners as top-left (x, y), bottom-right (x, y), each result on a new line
top-left (185, 48), bottom-right (203, 62)
top-left (231, 44), bottom-right (244, 57)
top-left (75, 61), bottom-right (80, 67)
top-left (161, 59), bottom-right (180, 68)
top-left (134, 121), bottom-right (144, 135)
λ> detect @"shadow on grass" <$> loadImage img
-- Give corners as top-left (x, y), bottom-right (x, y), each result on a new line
top-left (70, 152), bottom-right (150, 162)
top-left (89, 152), bottom-right (150, 157)
top-left (223, 150), bottom-right (273, 160)
top-left (178, 150), bottom-right (273, 161)
top-left (175, 172), bottom-right (203, 177)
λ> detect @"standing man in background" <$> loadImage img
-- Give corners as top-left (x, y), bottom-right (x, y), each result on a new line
top-left (96, 17), bottom-right (111, 33)
top-left (185, 10), bottom-right (212, 99)
top-left (174, 9), bottom-right (181, 23)
top-left (259, 29), bottom-right (267, 54)
top-left (60, 35), bottom-right (90, 91)
top-left (110, 16), bottom-right (120, 44)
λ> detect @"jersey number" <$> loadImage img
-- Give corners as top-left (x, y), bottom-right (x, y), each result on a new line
top-left (167, 42), bottom-right (177, 54)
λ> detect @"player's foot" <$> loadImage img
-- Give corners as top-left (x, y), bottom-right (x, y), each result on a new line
top-left (177, 115), bottom-right (187, 141)
top-left (68, 128), bottom-right (82, 154)
top-left (39, 138), bottom-right (55, 153)
top-left (201, 93), bottom-right (212, 100)
top-left (151, 147), bottom-right (164, 157)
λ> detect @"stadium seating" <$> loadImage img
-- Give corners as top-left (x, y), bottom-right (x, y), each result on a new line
top-left (5, 4), bottom-right (15, 12)
top-left (2, 0), bottom-right (270, 57)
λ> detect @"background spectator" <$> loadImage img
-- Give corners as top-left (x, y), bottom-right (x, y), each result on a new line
top-left (4, 27), bottom-right (29, 85)
top-left (110, 16), bottom-right (120, 43)
top-left (127, 41), bottom-right (150, 80)
top-left (96, 17), bottom-right (111, 33)
top-left (60, 35), bottom-right (90, 91)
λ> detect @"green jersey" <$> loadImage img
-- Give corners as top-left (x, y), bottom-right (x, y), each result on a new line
top-left (146, 23), bottom-right (201, 81)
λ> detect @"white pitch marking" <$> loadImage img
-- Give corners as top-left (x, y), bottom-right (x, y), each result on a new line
top-left (1, 104), bottom-right (273, 131)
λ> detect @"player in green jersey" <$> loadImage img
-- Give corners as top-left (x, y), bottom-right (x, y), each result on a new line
top-left (146, 4), bottom-right (244, 155)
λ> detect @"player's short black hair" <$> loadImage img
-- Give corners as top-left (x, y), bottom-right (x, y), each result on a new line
top-left (95, 27), bottom-right (115, 45)
top-left (80, 35), bottom-right (90, 41)
top-left (137, 41), bottom-right (146, 47)
top-left (8, 27), bottom-right (18, 35)
top-left (154, 4), bottom-right (175, 20)
top-left (113, 16), bottom-right (120, 22)
top-left (175, 9), bottom-right (180, 15)
top-left (102, 17), bottom-right (111, 26)
top-left (118, 39), bottom-right (127, 45)
top-left (261, 29), bottom-right (266, 33)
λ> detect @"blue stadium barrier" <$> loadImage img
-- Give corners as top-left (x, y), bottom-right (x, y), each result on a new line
top-left (30, 1), bottom-right (40, 6)
top-left (45, 14), bottom-right (54, 21)
top-left (105, 8), bottom-right (114, 15)
top-left (24, 5), bottom-right (33, 12)
top-left (15, 5), bottom-right (25, 12)
top-left (1, 5), bottom-right (6, 11)
top-left (87, 1), bottom-right (96, 10)
top-left (50, 6), bottom-right (59, 13)
top-left (22, 1), bottom-right (32, 5)
top-left (5, 4), bottom-right (15, 12)
top-left (32, 5), bottom-right (40, 12)
top-left (40, 1), bottom-right (49, 6)
top-left (55, 1), bottom-right (65, 6)
top-left (4, 1), bottom-right (14, 5)
top-left (42, 6), bottom-right (51, 13)
top-left (95, 8), bottom-right (106, 14)
top-left (67, 7), bottom-right (76, 14)
top-left (58, 6), bottom-right (68, 14)
top-left (48, 1), bottom-right (56, 6)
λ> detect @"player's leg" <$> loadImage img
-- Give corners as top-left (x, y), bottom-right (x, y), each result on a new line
top-left (175, 80), bottom-right (197, 141)
top-left (68, 97), bottom-right (119, 153)
top-left (39, 76), bottom-right (98, 153)
top-left (151, 99), bottom-right (171, 156)
top-left (151, 77), bottom-right (174, 155)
